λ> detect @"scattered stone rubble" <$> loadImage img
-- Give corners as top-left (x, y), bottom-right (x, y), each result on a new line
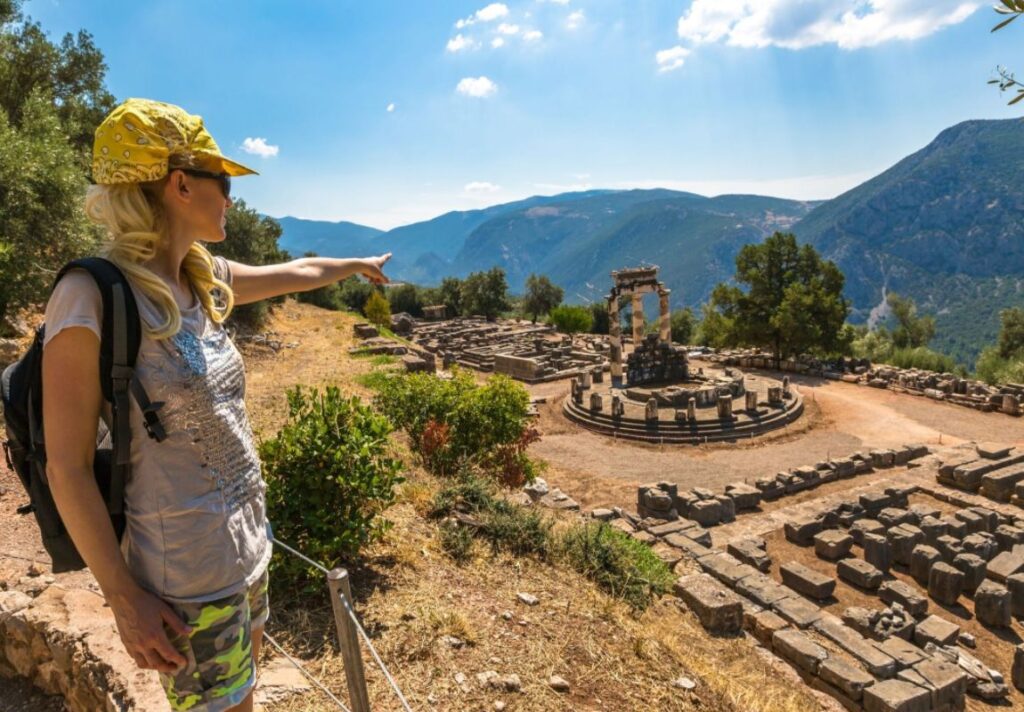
top-left (935, 443), bottom-right (1024, 511)
top-left (577, 441), bottom-right (1024, 710)
top-left (402, 317), bottom-right (608, 383)
top-left (351, 324), bottom-right (438, 373)
top-left (633, 444), bottom-right (930, 528)
top-left (709, 347), bottom-right (1023, 418)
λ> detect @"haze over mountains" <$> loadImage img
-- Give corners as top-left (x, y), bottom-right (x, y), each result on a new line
top-left (274, 118), bottom-right (1024, 365)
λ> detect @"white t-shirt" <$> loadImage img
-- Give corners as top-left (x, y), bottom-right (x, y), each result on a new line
top-left (43, 258), bottom-right (271, 603)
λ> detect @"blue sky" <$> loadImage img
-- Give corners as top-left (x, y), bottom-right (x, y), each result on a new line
top-left (30, 0), bottom-right (1024, 229)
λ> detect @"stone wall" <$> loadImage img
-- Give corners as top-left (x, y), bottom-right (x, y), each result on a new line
top-left (0, 586), bottom-right (166, 711)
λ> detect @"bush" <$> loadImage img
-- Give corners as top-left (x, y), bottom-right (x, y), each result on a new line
top-left (213, 199), bottom-right (289, 331)
top-left (260, 386), bottom-right (404, 592)
top-left (885, 346), bottom-right (960, 373)
top-left (975, 346), bottom-right (1024, 385)
top-left (557, 522), bottom-right (674, 610)
top-left (371, 369), bottom-right (537, 484)
top-left (387, 283), bottom-right (424, 317)
top-left (430, 472), bottom-right (552, 559)
top-left (364, 289), bottom-right (391, 327)
top-left (438, 520), bottom-right (475, 564)
top-left (589, 302), bottom-right (609, 334)
top-left (670, 307), bottom-right (696, 345)
top-left (548, 305), bottom-right (593, 334)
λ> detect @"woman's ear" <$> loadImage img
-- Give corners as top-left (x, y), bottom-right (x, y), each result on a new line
top-left (165, 169), bottom-right (192, 205)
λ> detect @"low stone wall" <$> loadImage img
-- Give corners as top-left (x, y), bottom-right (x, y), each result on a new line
top-left (0, 586), bottom-right (166, 711)
top-left (709, 348), bottom-right (1023, 418)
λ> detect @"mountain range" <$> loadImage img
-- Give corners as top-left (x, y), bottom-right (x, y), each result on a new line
top-left (272, 118), bottom-right (1024, 365)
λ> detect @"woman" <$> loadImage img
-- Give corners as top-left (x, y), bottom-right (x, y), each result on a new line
top-left (42, 98), bottom-right (390, 712)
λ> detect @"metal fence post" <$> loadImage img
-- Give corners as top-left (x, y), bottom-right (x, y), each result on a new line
top-left (328, 568), bottom-right (371, 712)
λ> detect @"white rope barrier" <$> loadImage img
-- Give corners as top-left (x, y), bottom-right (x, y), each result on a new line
top-left (339, 583), bottom-right (414, 712)
top-left (263, 632), bottom-right (353, 712)
top-left (270, 533), bottom-right (415, 711)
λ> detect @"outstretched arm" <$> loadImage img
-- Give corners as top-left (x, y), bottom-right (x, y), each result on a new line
top-left (226, 253), bottom-right (391, 305)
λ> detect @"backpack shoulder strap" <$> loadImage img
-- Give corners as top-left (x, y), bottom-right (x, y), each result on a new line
top-left (51, 258), bottom-right (165, 516)
top-left (54, 258), bottom-right (142, 404)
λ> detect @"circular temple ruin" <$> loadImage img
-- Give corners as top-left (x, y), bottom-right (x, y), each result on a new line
top-left (562, 266), bottom-right (804, 444)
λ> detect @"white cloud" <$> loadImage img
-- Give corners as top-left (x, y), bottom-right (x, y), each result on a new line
top-left (386, 103), bottom-right (395, 112)
top-left (456, 3), bottom-right (509, 28)
top-left (656, 45), bottom-right (691, 72)
top-left (676, 0), bottom-right (980, 51)
top-left (492, 37), bottom-right (506, 48)
top-left (446, 33), bottom-right (478, 52)
top-left (240, 137), bottom-right (279, 158)
top-left (523, 29), bottom-right (543, 41)
top-left (456, 76), bottom-right (498, 98)
top-left (566, 9), bottom-right (585, 29)
top-left (476, 3), bottom-right (509, 21)
top-left (546, 0), bottom-right (570, 4)
top-left (497, 22), bottom-right (520, 35)
top-left (464, 181), bottom-right (502, 194)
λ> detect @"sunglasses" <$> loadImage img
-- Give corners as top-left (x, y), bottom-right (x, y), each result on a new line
top-left (179, 168), bottom-right (231, 198)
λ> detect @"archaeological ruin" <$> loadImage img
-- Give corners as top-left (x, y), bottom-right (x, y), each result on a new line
top-left (590, 440), bottom-right (1024, 711)
top-left (562, 266), bottom-right (804, 444)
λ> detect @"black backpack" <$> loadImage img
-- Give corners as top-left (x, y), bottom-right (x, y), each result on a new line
top-left (1, 258), bottom-right (167, 573)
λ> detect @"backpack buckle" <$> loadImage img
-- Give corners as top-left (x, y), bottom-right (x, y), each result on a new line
top-left (110, 365), bottom-right (134, 392)
top-left (141, 404), bottom-right (167, 442)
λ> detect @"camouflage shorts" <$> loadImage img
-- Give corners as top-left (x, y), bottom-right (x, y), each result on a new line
top-left (159, 570), bottom-right (270, 712)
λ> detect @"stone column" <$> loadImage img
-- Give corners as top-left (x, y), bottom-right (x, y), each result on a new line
top-left (745, 390), bottom-right (758, 411)
top-left (612, 394), bottom-right (624, 418)
top-left (768, 386), bottom-right (783, 405)
top-left (580, 370), bottom-right (592, 389)
top-left (717, 394), bottom-right (733, 420)
top-left (608, 296), bottom-right (623, 380)
top-left (687, 397), bottom-right (697, 421)
top-left (632, 292), bottom-right (645, 346)
top-left (590, 392), bottom-right (604, 412)
top-left (782, 375), bottom-right (791, 398)
top-left (592, 366), bottom-right (604, 384)
top-left (658, 288), bottom-right (671, 344)
top-left (645, 397), bottom-right (659, 422)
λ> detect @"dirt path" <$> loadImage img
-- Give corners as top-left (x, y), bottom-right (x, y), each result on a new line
top-left (530, 368), bottom-right (1024, 511)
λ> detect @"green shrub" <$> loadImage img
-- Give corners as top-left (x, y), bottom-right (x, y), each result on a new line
top-left (557, 522), bottom-right (674, 610)
top-left (429, 471), bottom-right (498, 518)
top-left (364, 290), bottom-right (391, 327)
top-left (430, 472), bottom-right (552, 560)
top-left (371, 369), bottom-right (537, 484)
top-left (975, 346), bottom-right (1024, 385)
top-left (484, 507), bottom-right (552, 557)
top-left (298, 281), bottom-right (344, 311)
top-left (438, 520), bottom-right (475, 564)
top-left (885, 347), bottom-right (959, 373)
top-left (260, 386), bottom-right (404, 592)
top-left (548, 304), bottom-right (593, 334)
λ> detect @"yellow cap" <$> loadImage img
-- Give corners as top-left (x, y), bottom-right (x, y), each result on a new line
top-left (92, 98), bottom-right (258, 185)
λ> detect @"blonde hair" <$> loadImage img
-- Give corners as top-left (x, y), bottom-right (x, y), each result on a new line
top-left (84, 178), bottom-right (234, 340)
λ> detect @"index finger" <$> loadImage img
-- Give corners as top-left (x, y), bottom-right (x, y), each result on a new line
top-left (152, 630), bottom-right (188, 670)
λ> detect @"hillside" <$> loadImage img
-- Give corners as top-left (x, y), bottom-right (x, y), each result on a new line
top-left (271, 190), bottom-right (617, 285)
top-left (275, 216), bottom-right (384, 258)
top-left (452, 192), bottom-right (816, 302)
top-left (793, 119), bottom-right (1024, 363)
top-left (274, 118), bottom-right (1024, 365)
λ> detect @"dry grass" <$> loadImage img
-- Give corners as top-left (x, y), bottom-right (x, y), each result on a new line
top-left (246, 301), bottom-right (828, 712)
